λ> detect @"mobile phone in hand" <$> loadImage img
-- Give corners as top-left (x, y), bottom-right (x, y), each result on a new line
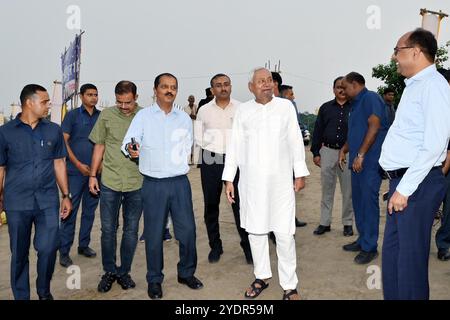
top-left (131, 138), bottom-right (138, 151)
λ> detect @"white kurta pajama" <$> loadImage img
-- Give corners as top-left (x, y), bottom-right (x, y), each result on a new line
top-left (222, 97), bottom-right (309, 290)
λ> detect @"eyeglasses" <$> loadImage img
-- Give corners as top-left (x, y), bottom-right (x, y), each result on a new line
top-left (393, 46), bottom-right (414, 56)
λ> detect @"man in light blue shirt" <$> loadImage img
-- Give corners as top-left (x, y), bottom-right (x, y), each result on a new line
top-left (379, 28), bottom-right (450, 300)
top-left (122, 73), bottom-right (203, 300)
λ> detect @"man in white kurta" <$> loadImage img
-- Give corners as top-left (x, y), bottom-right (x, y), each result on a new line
top-left (222, 68), bottom-right (309, 300)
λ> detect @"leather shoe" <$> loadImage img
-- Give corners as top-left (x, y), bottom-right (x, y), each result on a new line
top-left (354, 251), bottom-right (378, 264)
top-left (59, 254), bottom-right (73, 268)
top-left (148, 283), bottom-right (163, 299)
top-left (178, 276), bottom-right (204, 289)
top-left (313, 225), bottom-right (331, 235)
top-left (343, 241), bottom-right (361, 252)
top-left (78, 247), bottom-right (97, 258)
top-left (208, 247), bottom-right (223, 263)
top-left (343, 226), bottom-right (354, 237)
top-left (438, 249), bottom-right (450, 261)
top-left (38, 293), bottom-right (54, 300)
top-left (295, 218), bottom-right (307, 227)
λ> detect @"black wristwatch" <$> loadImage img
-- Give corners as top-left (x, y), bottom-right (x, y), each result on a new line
top-left (62, 193), bottom-right (73, 200)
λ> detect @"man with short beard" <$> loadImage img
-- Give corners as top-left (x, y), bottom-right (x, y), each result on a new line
top-left (195, 73), bottom-right (252, 264)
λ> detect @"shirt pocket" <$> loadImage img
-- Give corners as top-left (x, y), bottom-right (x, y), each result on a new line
top-left (141, 146), bottom-right (163, 172)
top-left (42, 139), bottom-right (56, 159)
top-left (8, 142), bottom-right (29, 164)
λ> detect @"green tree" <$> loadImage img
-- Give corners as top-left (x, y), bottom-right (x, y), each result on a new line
top-left (372, 41), bottom-right (449, 106)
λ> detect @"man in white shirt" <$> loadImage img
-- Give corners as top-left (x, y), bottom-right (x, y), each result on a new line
top-left (223, 68), bottom-right (310, 300)
top-left (184, 95), bottom-right (198, 120)
top-left (195, 74), bottom-right (252, 264)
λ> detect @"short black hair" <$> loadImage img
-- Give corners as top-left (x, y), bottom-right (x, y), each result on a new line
top-left (383, 87), bottom-right (395, 95)
top-left (205, 87), bottom-right (212, 96)
top-left (406, 28), bottom-right (438, 63)
top-left (154, 73), bottom-right (178, 89)
top-left (271, 72), bottom-right (283, 85)
top-left (333, 76), bottom-right (344, 88)
top-left (438, 68), bottom-right (450, 82)
top-left (344, 72), bottom-right (366, 85)
top-left (20, 84), bottom-right (47, 106)
top-left (115, 81), bottom-right (137, 96)
top-left (279, 84), bottom-right (293, 95)
top-left (210, 73), bottom-right (230, 87)
top-left (80, 83), bottom-right (97, 95)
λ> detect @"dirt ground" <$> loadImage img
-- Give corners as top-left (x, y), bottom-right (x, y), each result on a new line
top-left (1, 151), bottom-right (450, 300)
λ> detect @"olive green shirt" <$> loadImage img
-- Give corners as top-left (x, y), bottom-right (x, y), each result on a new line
top-left (89, 106), bottom-right (143, 192)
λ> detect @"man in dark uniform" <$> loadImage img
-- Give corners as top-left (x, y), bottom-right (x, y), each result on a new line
top-left (0, 84), bottom-right (72, 300)
top-left (434, 69), bottom-right (450, 261)
top-left (59, 83), bottom-right (101, 267)
top-left (339, 72), bottom-right (388, 265)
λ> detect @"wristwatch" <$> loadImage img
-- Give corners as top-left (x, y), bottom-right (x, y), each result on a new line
top-left (357, 152), bottom-right (365, 159)
top-left (62, 193), bottom-right (73, 200)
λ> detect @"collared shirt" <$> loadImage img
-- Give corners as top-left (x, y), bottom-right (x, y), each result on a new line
top-left (61, 105), bottom-right (100, 176)
top-left (194, 98), bottom-right (240, 154)
top-left (379, 64), bottom-right (450, 196)
top-left (348, 88), bottom-right (388, 167)
top-left (0, 115), bottom-right (67, 211)
top-left (311, 98), bottom-right (351, 157)
top-left (89, 106), bottom-right (143, 192)
top-left (121, 103), bottom-right (192, 179)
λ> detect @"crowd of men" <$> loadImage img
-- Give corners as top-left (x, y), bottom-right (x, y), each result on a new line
top-left (0, 28), bottom-right (449, 301)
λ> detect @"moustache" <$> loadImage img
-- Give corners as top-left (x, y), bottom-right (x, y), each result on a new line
top-left (165, 93), bottom-right (174, 97)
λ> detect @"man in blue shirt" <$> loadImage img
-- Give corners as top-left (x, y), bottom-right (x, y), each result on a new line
top-left (0, 84), bottom-right (72, 300)
top-left (435, 69), bottom-right (450, 261)
top-left (380, 29), bottom-right (450, 300)
top-left (339, 72), bottom-right (388, 265)
top-left (59, 84), bottom-right (101, 267)
top-left (122, 73), bottom-right (203, 300)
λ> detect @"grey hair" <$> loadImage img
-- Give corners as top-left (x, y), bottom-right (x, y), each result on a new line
top-left (248, 67), bottom-right (268, 83)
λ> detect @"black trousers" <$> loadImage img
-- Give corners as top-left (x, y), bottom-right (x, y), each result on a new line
top-left (200, 149), bottom-right (250, 254)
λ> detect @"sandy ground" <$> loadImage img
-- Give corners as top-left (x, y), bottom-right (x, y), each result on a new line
top-left (1, 150), bottom-right (449, 300)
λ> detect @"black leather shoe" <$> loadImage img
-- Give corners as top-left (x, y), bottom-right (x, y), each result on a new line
top-left (117, 273), bottom-right (136, 290)
top-left (97, 272), bottom-right (117, 293)
top-left (148, 283), bottom-right (163, 299)
top-left (38, 293), bottom-right (54, 300)
top-left (313, 225), bottom-right (331, 235)
top-left (295, 218), bottom-right (307, 227)
top-left (59, 254), bottom-right (73, 268)
top-left (78, 247), bottom-right (97, 258)
top-left (343, 241), bottom-right (361, 252)
top-left (438, 249), bottom-right (450, 261)
top-left (178, 276), bottom-right (204, 289)
top-left (208, 247), bottom-right (223, 263)
top-left (343, 226), bottom-right (354, 237)
top-left (354, 251), bottom-right (378, 264)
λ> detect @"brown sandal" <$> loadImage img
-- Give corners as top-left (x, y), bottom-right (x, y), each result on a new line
top-left (244, 279), bottom-right (269, 299)
top-left (283, 289), bottom-right (300, 300)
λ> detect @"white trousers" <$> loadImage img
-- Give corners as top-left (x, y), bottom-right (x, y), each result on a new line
top-left (248, 232), bottom-right (298, 290)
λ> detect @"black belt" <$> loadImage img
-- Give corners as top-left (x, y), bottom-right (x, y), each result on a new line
top-left (381, 166), bottom-right (442, 180)
top-left (323, 143), bottom-right (341, 150)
